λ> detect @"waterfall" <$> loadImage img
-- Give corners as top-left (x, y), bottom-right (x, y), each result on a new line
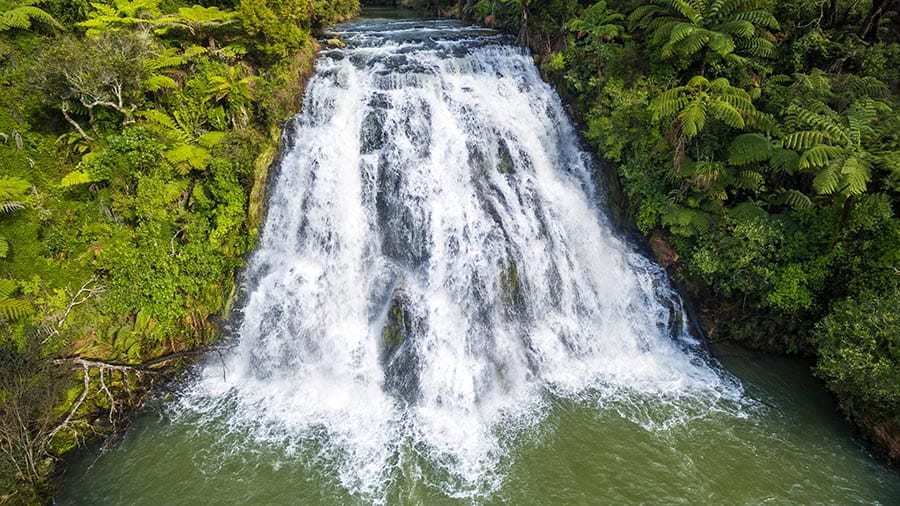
top-left (180, 18), bottom-right (745, 501)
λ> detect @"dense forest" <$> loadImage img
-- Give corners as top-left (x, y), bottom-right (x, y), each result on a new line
top-left (0, 0), bottom-right (897, 502)
top-left (0, 0), bottom-right (358, 501)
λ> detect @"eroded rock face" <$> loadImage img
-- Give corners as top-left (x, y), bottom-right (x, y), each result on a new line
top-left (650, 231), bottom-right (679, 268)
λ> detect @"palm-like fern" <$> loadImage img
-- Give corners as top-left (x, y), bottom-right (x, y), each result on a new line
top-left (651, 75), bottom-right (757, 165)
top-left (155, 5), bottom-right (236, 46)
top-left (78, 0), bottom-right (161, 36)
top-left (629, 0), bottom-right (779, 72)
top-left (140, 109), bottom-right (226, 173)
top-left (727, 132), bottom-right (814, 209)
top-left (0, 278), bottom-right (32, 321)
top-left (781, 99), bottom-right (891, 197)
top-left (0, 0), bottom-right (62, 32)
top-left (0, 176), bottom-right (30, 258)
top-left (568, 1), bottom-right (627, 46)
top-left (205, 64), bottom-right (256, 129)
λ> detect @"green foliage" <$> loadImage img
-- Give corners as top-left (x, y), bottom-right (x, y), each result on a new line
top-left (568, 1), bottom-right (626, 46)
top-left (77, 0), bottom-right (162, 36)
top-left (0, 0), bottom-right (62, 32)
top-left (236, 0), bottom-right (310, 58)
top-left (628, 0), bottom-right (779, 74)
top-left (32, 30), bottom-right (157, 127)
top-left (782, 96), bottom-right (893, 198)
top-left (0, 277), bottom-right (33, 320)
top-left (815, 290), bottom-right (900, 423)
top-left (0, 176), bottom-right (31, 259)
top-left (502, 0), bottom-right (900, 438)
top-left (155, 4), bottom-right (236, 41)
top-left (651, 75), bottom-right (757, 139)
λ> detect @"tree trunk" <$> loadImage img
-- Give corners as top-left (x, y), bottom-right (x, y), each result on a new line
top-left (824, 0), bottom-right (841, 27)
top-left (860, 0), bottom-right (897, 41)
top-left (60, 104), bottom-right (94, 142)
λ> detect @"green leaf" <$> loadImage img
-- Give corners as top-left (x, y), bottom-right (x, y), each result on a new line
top-left (60, 170), bottom-right (94, 187)
top-left (196, 131), bottom-right (227, 148)
top-left (728, 133), bottom-right (771, 165)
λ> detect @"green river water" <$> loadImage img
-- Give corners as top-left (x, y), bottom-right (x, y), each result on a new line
top-left (57, 344), bottom-right (900, 504)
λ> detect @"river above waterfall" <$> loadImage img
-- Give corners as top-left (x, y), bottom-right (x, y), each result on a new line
top-left (57, 14), bottom-right (900, 504)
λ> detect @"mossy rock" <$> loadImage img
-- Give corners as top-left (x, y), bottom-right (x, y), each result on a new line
top-left (499, 255), bottom-right (522, 309)
top-left (382, 290), bottom-right (412, 355)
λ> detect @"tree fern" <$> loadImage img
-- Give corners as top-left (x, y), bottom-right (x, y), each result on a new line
top-left (0, 278), bottom-right (32, 321)
top-left (735, 170), bottom-right (764, 190)
top-left (155, 5), bottom-right (236, 42)
top-left (629, 0), bottom-right (778, 72)
top-left (651, 75), bottom-right (757, 145)
top-left (773, 188), bottom-right (813, 210)
top-left (0, 0), bottom-right (62, 32)
top-left (0, 177), bottom-right (30, 259)
top-left (728, 133), bottom-right (771, 165)
top-left (139, 109), bottom-right (226, 173)
top-left (78, 0), bottom-right (162, 36)
top-left (783, 98), bottom-right (891, 198)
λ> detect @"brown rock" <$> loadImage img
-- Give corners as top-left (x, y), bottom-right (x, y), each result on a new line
top-left (650, 230), bottom-right (679, 268)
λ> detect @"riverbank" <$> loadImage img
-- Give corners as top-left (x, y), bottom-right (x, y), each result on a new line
top-left (0, 1), bottom-right (358, 501)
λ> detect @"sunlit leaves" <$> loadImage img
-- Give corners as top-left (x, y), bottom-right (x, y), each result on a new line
top-left (78, 0), bottom-right (162, 36)
top-left (651, 75), bottom-right (757, 144)
top-left (0, 0), bottom-right (61, 32)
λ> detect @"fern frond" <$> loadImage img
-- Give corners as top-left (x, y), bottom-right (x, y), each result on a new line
top-left (769, 148), bottom-right (800, 175)
top-left (196, 131), bottom-right (226, 148)
top-left (0, 278), bottom-right (15, 299)
top-left (165, 144), bottom-right (211, 172)
top-left (791, 107), bottom-right (846, 143)
top-left (733, 9), bottom-right (779, 29)
top-left (0, 176), bottom-right (31, 201)
top-left (781, 130), bottom-right (828, 150)
top-left (0, 201), bottom-right (24, 213)
top-left (678, 101), bottom-right (707, 139)
top-left (717, 20), bottom-right (755, 37)
top-left (840, 156), bottom-right (871, 195)
top-left (799, 144), bottom-right (843, 169)
top-left (728, 133), bottom-right (771, 165)
top-left (0, 298), bottom-right (32, 320)
top-left (144, 75), bottom-right (178, 92)
top-left (60, 170), bottom-right (95, 187)
top-left (841, 75), bottom-right (887, 99)
top-left (709, 100), bottom-right (745, 129)
top-left (773, 188), bottom-right (812, 209)
top-left (811, 159), bottom-right (843, 194)
top-left (735, 170), bottom-right (764, 190)
top-left (708, 31), bottom-right (735, 56)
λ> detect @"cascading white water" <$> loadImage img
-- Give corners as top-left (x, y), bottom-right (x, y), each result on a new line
top-left (181, 18), bottom-right (746, 501)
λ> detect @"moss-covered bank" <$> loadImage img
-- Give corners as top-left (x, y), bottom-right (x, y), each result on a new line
top-left (0, 0), bottom-right (359, 502)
